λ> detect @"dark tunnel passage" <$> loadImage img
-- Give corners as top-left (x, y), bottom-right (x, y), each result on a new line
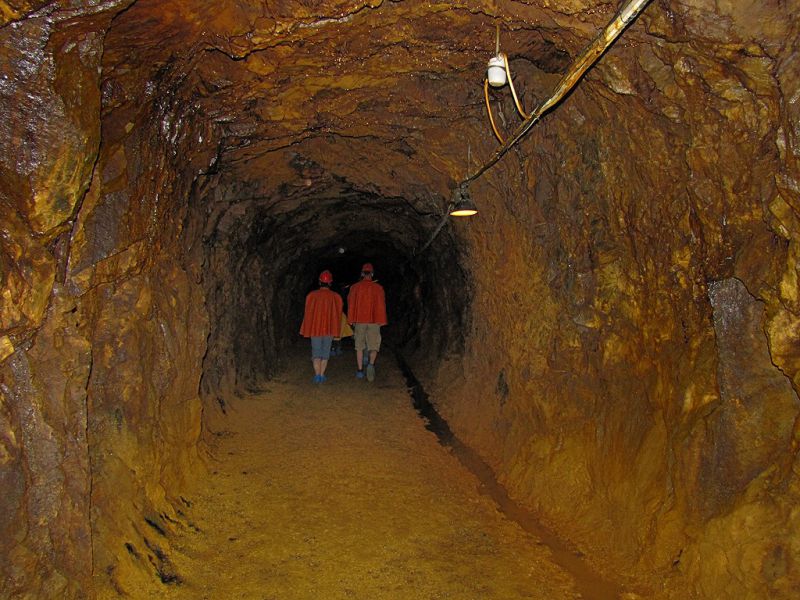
top-left (3, 1), bottom-right (800, 599)
top-left (194, 181), bottom-right (471, 399)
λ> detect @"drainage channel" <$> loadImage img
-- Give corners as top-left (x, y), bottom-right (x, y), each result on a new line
top-left (394, 353), bottom-right (625, 600)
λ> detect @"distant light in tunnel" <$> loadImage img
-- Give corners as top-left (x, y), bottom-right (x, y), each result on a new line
top-left (416, 187), bottom-right (478, 254)
top-left (338, 246), bottom-right (346, 254)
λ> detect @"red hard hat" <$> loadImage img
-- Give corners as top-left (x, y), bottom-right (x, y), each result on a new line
top-left (319, 270), bottom-right (333, 284)
top-left (361, 263), bottom-right (374, 273)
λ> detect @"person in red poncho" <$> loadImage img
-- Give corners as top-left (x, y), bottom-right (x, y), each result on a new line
top-left (347, 262), bottom-right (387, 382)
top-left (299, 270), bottom-right (343, 384)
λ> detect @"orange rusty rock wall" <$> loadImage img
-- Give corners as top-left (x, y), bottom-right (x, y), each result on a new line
top-left (1, 7), bottom-right (109, 596)
top-left (0, 289), bottom-right (92, 598)
top-left (428, 3), bottom-right (800, 597)
top-left (66, 29), bottom-right (213, 593)
top-left (1, 2), bottom-right (211, 596)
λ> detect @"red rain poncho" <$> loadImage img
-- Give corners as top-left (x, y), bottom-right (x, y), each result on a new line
top-left (299, 288), bottom-right (343, 337)
top-left (347, 279), bottom-right (387, 325)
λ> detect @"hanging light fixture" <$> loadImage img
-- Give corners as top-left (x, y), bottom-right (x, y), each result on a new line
top-left (487, 55), bottom-right (507, 87)
top-left (449, 185), bottom-right (478, 217)
top-left (484, 23), bottom-right (530, 143)
top-left (469, 0), bottom-right (654, 185)
top-left (449, 146), bottom-right (478, 217)
top-left (487, 25), bottom-right (507, 87)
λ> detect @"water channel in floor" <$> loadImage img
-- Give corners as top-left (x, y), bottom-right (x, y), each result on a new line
top-left (394, 352), bottom-right (628, 600)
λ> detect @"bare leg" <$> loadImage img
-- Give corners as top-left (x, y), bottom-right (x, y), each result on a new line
top-left (319, 359), bottom-right (329, 376)
top-left (365, 349), bottom-right (377, 382)
top-left (313, 358), bottom-right (322, 376)
top-left (356, 348), bottom-right (364, 370)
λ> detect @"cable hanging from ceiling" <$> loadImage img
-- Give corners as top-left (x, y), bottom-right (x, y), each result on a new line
top-left (416, 0), bottom-right (654, 255)
top-left (465, 0), bottom-right (654, 188)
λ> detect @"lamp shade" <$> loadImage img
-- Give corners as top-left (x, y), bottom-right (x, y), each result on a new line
top-left (449, 188), bottom-right (478, 217)
top-left (487, 55), bottom-right (507, 87)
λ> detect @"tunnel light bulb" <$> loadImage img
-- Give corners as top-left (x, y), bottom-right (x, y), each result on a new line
top-left (449, 187), bottom-right (478, 217)
top-left (337, 246), bottom-right (345, 254)
top-left (487, 55), bottom-right (507, 87)
top-left (450, 203), bottom-right (478, 217)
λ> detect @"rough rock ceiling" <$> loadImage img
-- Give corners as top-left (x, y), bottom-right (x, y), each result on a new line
top-left (96, 0), bottom-right (615, 209)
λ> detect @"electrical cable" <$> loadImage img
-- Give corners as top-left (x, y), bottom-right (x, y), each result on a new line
top-left (462, 0), bottom-right (654, 188)
top-left (416, 0), bottom-right (653, 257)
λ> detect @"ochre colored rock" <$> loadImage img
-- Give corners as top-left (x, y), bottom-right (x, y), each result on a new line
top-left (0, 203), bottom-right (55, 334)
top-left (1, 1), bottom-right (800, 598)
top-left (0, 288), bottom-right (91, 598)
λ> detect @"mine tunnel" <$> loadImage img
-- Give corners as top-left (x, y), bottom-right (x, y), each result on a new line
top-left (198, 180), bottom-right (470, 398)
top-left (2, 1), bottom-right (800, 599)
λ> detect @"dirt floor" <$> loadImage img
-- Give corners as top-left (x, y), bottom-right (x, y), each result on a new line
top-left (157, 348), bottom-right (587, 599)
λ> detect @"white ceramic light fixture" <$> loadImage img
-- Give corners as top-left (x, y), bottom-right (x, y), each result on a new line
top-left (484, 23), bottom-right (530, 142)
top-left (487, 55), bottom-right (507, 87)
top-left (487, 25), bottom-right (507, 87)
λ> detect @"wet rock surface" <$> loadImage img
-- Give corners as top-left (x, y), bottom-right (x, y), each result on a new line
top-left (1, 0), bottom-right (799, 598)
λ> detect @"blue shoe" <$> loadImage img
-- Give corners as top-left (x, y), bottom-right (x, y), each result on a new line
top-left (366, 364), bottom-right (375, 382)
top-left (319, 375), bottom-right (327, 383)
top-left (356, 370), bottom-right (365, 379)
top-left (313, 374), bottom-right (322, 383)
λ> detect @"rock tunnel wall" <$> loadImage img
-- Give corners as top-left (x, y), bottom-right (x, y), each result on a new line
top-left (1, 3), bottom-right (214, 595)
top-left (1, 1), bottom-right (800, 598)
top-left (427, 5), bottom-right (800, 597)
top-left (2, 7), bottom-right (112, 596)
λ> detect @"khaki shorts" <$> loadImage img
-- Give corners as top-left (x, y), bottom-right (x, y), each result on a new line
top-left (353, 323), bottom-right (382, 353)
